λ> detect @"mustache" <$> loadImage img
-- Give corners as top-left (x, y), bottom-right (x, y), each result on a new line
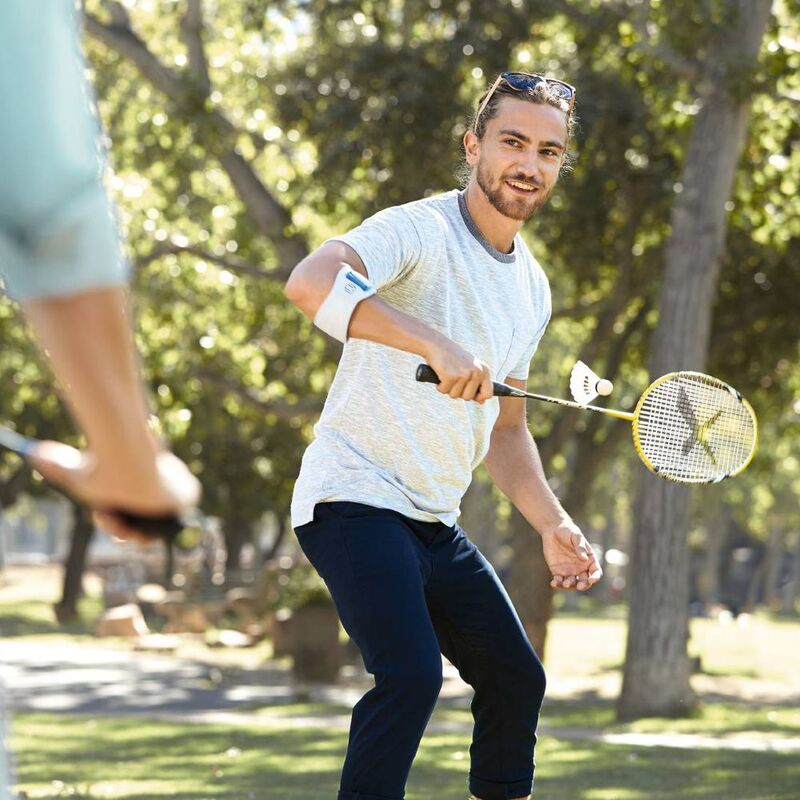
top-left (503, 174), bottom-right (544, 189)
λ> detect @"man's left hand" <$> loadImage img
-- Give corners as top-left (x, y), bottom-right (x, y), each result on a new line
top-left (541, 520), bottom-right (603, 591)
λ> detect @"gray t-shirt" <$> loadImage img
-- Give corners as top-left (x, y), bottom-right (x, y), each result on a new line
top-left (291, 189), bottom-right (551, 528)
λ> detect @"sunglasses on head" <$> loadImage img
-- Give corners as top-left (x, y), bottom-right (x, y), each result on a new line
top-left (472, 72), bottom-right (577, 133)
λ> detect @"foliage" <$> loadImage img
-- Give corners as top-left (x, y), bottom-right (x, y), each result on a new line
top-left (267, 561), bottom-right (334, 610)
top-left (0, 0), bottom-right (797, 576)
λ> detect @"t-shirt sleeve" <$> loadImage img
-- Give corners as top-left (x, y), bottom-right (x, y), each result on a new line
top-left (507, 286), bottom-right (552, 381)
top-left (328, 204), bottom-right (423, 290)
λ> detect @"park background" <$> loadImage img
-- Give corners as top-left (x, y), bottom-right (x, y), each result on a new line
top-left (1, 0), bottom-right (799, 797)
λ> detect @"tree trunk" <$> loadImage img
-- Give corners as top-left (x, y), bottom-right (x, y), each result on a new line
top-left (779, 533), bottom-right (800, 616)
top-left (506, 507), bottom-right (553, 660)
top-left (164, 538), bottom-right (175, 587)
top-left (54, 503), bottom-right (95, 624)
top-left (224, 506), bottom-right (252, 573)
top-left (703, 501), bottom-right (731, 606)
top-left (620, 473), bottom-right (695, 719)
top-left (618, 0), bottom-right (772, 720)
top-left (763, 528), bottom-right (785, 612)
top-left (459, 470), bottom-right (504, 565)
top-left (264, 515), bottom-right (289, 563)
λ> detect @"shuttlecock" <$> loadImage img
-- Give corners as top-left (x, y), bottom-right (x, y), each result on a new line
top-left (570, 361), bottom-right (614, 405)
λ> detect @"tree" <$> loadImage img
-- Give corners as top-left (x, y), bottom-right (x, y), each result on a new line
top-left (53, 503), bottom-right (95, 624)
top-left (4, 0), bottom-right (796, 644)
top-left (618, 0), bottom-right (774, 719)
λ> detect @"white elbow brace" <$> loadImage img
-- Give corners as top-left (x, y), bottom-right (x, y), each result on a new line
top-left (313, 264), bottom-right (376, 342)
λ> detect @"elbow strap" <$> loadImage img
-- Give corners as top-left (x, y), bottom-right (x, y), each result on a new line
top-left (313, 264), bottom-right (376, 342)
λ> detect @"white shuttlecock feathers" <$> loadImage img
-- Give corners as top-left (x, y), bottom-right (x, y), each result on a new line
top-left (569, 361), bottom-right (613, 405)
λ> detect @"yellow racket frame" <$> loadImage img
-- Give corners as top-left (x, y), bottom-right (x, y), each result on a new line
top-left (630, 371), bottom-right (759, 483)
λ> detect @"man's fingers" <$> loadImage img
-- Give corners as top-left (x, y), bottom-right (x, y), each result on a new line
top-left (436, 377), bottom-right (456, 395)
top-left (448, 377), bottom-right (468, 399)
top-left (552, 563), bottom-right (604, 592)
top-left (463, 370), bottom-right (485, 402)
top-left (476, 369), bottom-right (493, 403)
top-left (570, 530), bottom-right (591, 560)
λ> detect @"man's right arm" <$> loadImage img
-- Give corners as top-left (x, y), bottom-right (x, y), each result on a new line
top-left (284, 240), bottom-right (493, 403)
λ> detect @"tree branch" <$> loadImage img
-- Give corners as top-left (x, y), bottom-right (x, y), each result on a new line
top-left (88, 3), bottom-right (188, 100)
top-left (85, 5), bottom-right (309, 275)
top-left (601, 0), bottom-right (703, 81)
top-left (180, 0), bottom-right (211, 96)
top-left (196, 370), bottom-right (323, 419)
top-left (0, 462), bottom-right (32, 509)
top-left (136, 241), bottom-right (273, 280)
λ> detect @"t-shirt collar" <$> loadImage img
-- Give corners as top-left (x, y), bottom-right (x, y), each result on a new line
top-left (457, 190), bottom-right (517, 264)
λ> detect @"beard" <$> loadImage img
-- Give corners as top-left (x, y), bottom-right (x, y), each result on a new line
top-left (476, 159), bottom-right (551, 221)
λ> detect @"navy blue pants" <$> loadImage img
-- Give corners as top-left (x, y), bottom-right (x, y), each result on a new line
top-left (294, 502), bottom-right (546, 800)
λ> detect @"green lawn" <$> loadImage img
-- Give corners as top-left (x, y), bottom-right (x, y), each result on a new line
top-left (5, 595), bottom-right (800, 799)
top-left (11, 712), bottom-right (800, 800)
top-left (0, 597), bottom-right (102, 639)
top-left (246, 699), bottom-right (800, 740)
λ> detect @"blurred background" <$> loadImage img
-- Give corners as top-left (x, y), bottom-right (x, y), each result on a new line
top-left (1, 1), bottom-right (799, 797)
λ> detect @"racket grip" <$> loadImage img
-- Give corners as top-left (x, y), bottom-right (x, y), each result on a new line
top-left (415, 364), bottom-right (443, 384)
top-left (414, 364), bottom-right (513, 397)
top-left (111, 510), bottom-right (184, 542)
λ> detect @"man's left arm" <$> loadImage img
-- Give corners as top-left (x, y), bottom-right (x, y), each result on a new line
top-left (483, 378), bottom-right (603, 592)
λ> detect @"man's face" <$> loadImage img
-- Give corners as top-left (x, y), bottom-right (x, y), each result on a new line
top-left (467, 96), bottom-right (568, 221)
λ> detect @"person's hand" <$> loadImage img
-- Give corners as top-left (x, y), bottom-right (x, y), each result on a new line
top-left (541, 519), bottom-right (603, 591)
top-left (425, 338), bottom-right (493, 403)
top-left (28, 441), bottom-right (200, 543)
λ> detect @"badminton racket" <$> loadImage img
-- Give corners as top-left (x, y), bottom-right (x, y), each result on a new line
top-left (415, 364), bottom-right (757, 484)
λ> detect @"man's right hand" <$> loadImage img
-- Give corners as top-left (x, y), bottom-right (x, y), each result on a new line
top-left (425, 339), bottom-right (493, 403)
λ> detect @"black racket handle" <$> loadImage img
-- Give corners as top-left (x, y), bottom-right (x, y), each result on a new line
top-left (112, 510), bottom-right (184, 541)
top-left (0, 426), bottom-right (184, 542)
top-left (415, 364), bottom-right (514, 397)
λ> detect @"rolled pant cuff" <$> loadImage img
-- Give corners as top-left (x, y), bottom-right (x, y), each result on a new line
top-left (469, 772), bottom-right (533, 800)
top-left (338, 791), bottom-right (403, 800)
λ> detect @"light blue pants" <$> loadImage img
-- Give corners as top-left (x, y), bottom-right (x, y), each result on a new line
top-left (0, 1), bottom-right (127, 302)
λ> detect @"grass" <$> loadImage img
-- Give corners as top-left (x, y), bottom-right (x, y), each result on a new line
top-left (4, 582), bottom-right (800, 799)
top-left (0, 597), bottom-right (103, 639)
top-left (545, 610), bottom-right (800, 686)
top-left (10, 712), bottom-right (800, 800)
top-left (234, 698), bottom-right (800, 741)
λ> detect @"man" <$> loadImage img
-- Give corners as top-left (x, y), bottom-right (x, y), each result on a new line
top-left (284, 72), bottom-right (602, 800)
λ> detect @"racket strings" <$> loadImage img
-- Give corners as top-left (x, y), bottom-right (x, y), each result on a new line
top-left (635, 374), bottom-right (756, 482)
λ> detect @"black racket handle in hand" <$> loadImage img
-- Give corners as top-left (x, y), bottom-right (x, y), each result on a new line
top-left (0, 424), bottom-right (184, 543)
top-left (415, 364), bottom-right (516, 397)
top-left (111, 510), bottom-right (184, 542)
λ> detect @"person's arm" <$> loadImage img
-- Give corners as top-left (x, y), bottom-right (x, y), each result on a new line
top-left (285, 240), bottom-right (493, 402)
top-left (483, 378), bottom-right (603, 591)
top-left (23, 287), bottom-right (158, 468)
top-left (20, 287), bottom-right (200, 541)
